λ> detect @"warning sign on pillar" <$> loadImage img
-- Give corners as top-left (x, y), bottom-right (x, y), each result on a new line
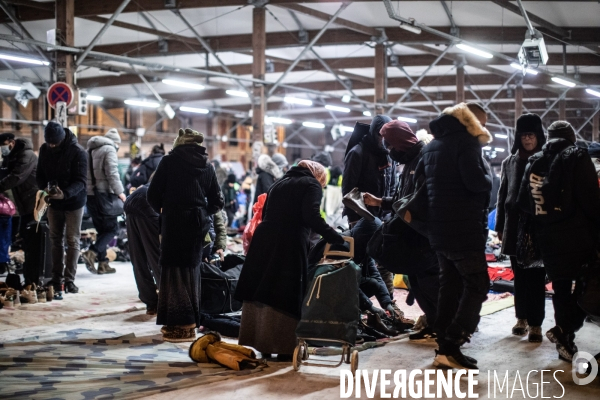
top-left (56, 101), bottom-right (68, 127)
top-left (47, 82), bottom-right (74, 108)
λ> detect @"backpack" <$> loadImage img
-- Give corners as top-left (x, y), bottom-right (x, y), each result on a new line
top-left (199, 254), bottom-right (244, 314)
top-left (524, 146), bottom-right (580, 224)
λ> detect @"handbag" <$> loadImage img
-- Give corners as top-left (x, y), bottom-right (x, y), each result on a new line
top-left (342, 187), bottom-right (375, 221)
top-left (515, 213), bottom-right (543, 268)
top-left (88, 149), bottom-right (124, 216)
top-left (392, 175), bottom-right (429, 237)
top-left (0, 194), bottom-right (16, 216)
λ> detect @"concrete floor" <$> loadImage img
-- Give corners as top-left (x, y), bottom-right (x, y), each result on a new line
top-left (2, 263), bottom-right (599, 399)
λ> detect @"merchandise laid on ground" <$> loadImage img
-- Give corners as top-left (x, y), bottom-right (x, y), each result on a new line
top-left (0, 1), bottom-right (599, 399)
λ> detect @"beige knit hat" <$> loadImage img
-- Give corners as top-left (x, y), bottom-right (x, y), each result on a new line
top-left (173, 128), bottom-right (204, 148)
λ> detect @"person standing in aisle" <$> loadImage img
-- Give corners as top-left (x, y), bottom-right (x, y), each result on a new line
top-left (37, 122), bottom-right (88, 294)
top-left (496, 114), bottom-right (547, 343)
top-left (81, 129), bottom-right (126, 275)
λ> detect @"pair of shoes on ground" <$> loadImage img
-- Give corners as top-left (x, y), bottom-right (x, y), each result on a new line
top-left (546, 325), bottom-right (578, 362)
top-left (161, 324), bottom-right (197, 342)
top-left (48, 281), bottom-right (78, 295)
top-left (512, 319), bottom-right (543, 343)
top-left (82, 250), bottom-right (116, 275)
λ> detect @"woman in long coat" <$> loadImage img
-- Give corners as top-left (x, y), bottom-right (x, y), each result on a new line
top-left (147, 128), bottom-right (224, 342)
top-left (235, 160), bottom-right (344, 359)
top-left (496, 114), bottom-right (546, 343)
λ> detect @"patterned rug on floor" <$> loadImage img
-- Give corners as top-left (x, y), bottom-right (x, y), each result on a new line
top-left (0, 329), bottom-right (265, 400)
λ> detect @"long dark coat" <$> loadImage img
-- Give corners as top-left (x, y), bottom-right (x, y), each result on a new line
top-left (235, 166), bottom-right (342, 319)
top-left (0, 138), bottom-right (37, 215)
top-left (414, 103), bottom-right (493, 252)
top-left (147, 145), bottom-right (224, 269)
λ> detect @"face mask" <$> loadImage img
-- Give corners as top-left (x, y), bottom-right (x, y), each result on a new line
top-left (388, 148), bottom-right (407, 163)
top-left (1, 145), bottom-right (10, 157)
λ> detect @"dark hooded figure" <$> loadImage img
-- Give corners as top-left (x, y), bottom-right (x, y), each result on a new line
top-left (342, 115), bottom-right (397, 224)
top-left (130, 144), bottom-right (165, 188)
top-left (495, 113), bottom-right (547, 343)
top-left (147, 129), bottom-right (224, 342)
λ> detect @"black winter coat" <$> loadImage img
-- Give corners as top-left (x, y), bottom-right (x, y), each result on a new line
top-left (124, 185), bottom-right (158, 221)
top-left (518, 138), bottom-right (600, 280)
top-left (253, 168), bottom-right (275, 203)
top-left (130, 153), bottom-right (163, 188)
top-left (235, 166), bottom-right (343, 318)
top-left (496, 153), bottom-right (528, 256)
top-left (342, 142), bottom-right (397, 222)
top-left (147, 145), bottom-right (224, 269)
top-left (0, 138), bottom-right (37, 215)
top-left (36, 129), bottom-right (88, 211)
top-left (415, 104), bottom-right (493, 252)
top-left (381, 140), bottom-right (425, 209)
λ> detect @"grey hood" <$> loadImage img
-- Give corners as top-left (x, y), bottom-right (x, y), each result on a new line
top-left (87, 135), bottom-right (117, 151)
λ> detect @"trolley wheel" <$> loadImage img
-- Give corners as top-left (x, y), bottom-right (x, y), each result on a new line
top-left (302, 343), bottom-right (309, 361)
top-left (350, 350), bottom-right (359, 375)
top-left (292, 345), bottom-right (302, 371)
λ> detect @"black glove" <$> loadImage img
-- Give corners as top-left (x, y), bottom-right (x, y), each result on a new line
top-left (370, 305), bottom-right (387, 319)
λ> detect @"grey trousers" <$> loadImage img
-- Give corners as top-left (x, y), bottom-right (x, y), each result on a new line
top-left (127, 214), bottom-right (161, 309)
top-left (47, 207), bottom-right (83, 284)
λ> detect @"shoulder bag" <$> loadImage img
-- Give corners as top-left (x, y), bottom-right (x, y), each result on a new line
top-left (88, 149), bottom-right (124, 216)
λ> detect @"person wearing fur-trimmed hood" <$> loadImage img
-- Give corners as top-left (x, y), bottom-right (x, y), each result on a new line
top-left (253, 154), bottom-right (283, 204)
top-left (414, 102), bottom-right (493, 370)
top-left (147, 128), bottom-right (224, 342)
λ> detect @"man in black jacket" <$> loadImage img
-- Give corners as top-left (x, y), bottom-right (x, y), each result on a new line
top-left (0, 134), bottom-right (37, 276)
top-left (414, 103), bottom-right (493, 369)
top-left (519, 121), bottom-right (600, 362)
top-left (37, 122), bottom-right (88, 294)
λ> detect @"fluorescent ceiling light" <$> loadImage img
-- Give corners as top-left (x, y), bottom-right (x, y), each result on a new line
top-left (284, 96), bottom-right (312, 106)
top-left (586, 88), bottom-right (600, 98)
top-left (495, 148), bottom-right (505, 152)
top-left (341, 95), bottom-right (351, 103)
top-left (325, 104), bottom-right (350, 113)
top-left (482, 146), bottom-right (492, 151)
top-left (551, 77), bottom-right (576, 88)
top-left (226, 90), bottom-right (249, 98)
top-left (303, 121), bottom-right (325, 129)
top-left (221, 136), bottom-right (228, 142)
top-left (398, 22), bottom-right (421, 35)
top-left (0, 83), bottom-right (22, 91)
top-left (510, 63), bottom-right (538, 75)
top-left (86, 95), bottom-right (104, 102)
top-left (340, 125), bottom-right (355, 133)
top-left (124, 99), bottom-right (160, 108)
top-left (180, 106), bottom-right (209, 114)
top-left (363, 110), bottom-right (372, 117)
top-left (456, 43), bottom-right (493, 59)
top-left (495, 134), bottom-right (508, 139)
top-left (398, 116), bottom-right (417, 123)
top-left (0, 53), bottom-right (49, 66)
top-left (162, 79), bottom-right (205, 90)
top-left (266, 116), bottom-right (292, 125)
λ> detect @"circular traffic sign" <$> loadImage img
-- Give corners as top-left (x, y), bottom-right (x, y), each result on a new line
top-left (47, 82), bottom-right (74, 108)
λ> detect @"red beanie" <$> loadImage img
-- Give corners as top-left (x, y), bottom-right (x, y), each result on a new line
top-left (380, 120), bottom-right (418, 152)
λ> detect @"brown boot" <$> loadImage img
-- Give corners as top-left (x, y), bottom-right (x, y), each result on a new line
top-left (98, 261), bottom-right (116, 275)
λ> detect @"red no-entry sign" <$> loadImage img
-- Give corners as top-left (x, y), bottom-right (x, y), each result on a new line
top-left (47, 82), bottom-right (74, 108)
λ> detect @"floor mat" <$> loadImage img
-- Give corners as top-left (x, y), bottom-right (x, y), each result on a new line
top-left (480, 295), bottom-right (515, 316)
top-left (0, 329), bottom-right (265, 400)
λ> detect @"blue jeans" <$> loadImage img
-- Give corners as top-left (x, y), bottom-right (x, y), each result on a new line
top-left (0, 216), bottom-right (12, 263)
top-left (47, 207), bottom-right (83, 284)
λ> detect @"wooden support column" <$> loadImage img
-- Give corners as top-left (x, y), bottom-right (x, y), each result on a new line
top-left (31, 97), bottom-right (45, 151)
top-left (252, 6), bottom-right (266, 143)
top-left (559, 99), bottom-right (566, 120)
top-left (515, 82), bottom-right (523, 122)
top-left (456, 65), bottom-right (465, 104)
top-left (593, 110), bottom-right (599, 143)
top-left (56, 0), bottom-right (75, 87)
top-left (374, 43), bottom-right (385, 114)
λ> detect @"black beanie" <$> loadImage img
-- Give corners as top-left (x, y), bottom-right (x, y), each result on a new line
top-left (44, 121), bottom-right (66, 145)
top-left (227, 173), bottom-right (237, 184)
top-left (511, 113), bottom-right (546, 154)
top-left (0, 133), bottom-right (15, 143)
top-left (548, 121), bottom-right (576, 144)
top-left (311, 151), bottom-right (332, 168)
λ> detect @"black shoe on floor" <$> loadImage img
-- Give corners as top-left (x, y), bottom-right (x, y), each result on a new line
top-left (410, 327), bottom-right (437, 342)
top-left (65, 281), bottom-right (79, 294)
top-left (434, 349), bottom-right (478, 370)
top-left (546, 326), bottom-right (576, 362)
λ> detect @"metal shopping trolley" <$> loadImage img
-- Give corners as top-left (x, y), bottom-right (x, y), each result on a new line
top-left (293, 236), bottom-right (362, 375)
